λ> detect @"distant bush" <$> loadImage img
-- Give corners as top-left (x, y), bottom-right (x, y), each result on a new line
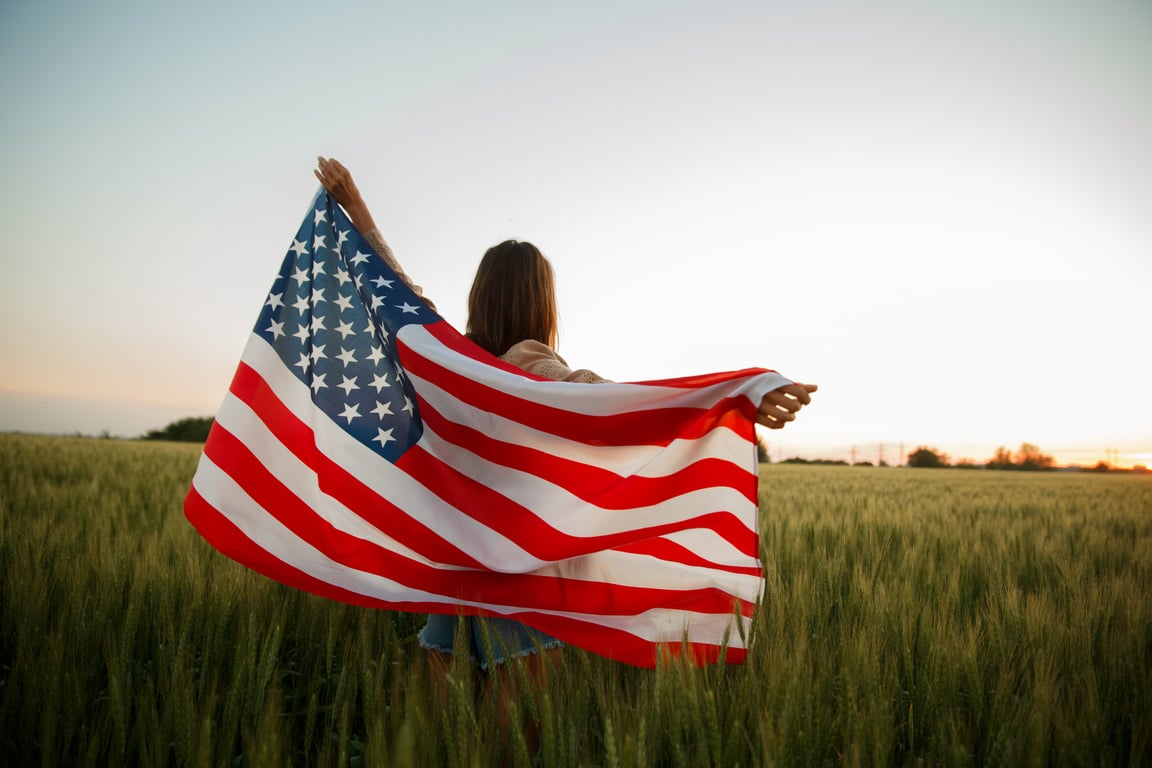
top-left (141, 416), bottom-right (213, 443)
top-left (907, 447), bottom-right (949, 468)
top-left (1014, 442), bottom-right (1055, 471)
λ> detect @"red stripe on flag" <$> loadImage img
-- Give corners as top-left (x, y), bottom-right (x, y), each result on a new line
top-left (397, 444), bottom-right (759, 560)
top-left (398, 335), bottom-right (759, 447)
top-left (424, 321), bottom-right (772, 392)
top-left (521, 612), bottom-right (749, 667)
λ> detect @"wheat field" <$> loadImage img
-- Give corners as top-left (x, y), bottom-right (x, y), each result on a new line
top-left (1, 433), bottom-right (1149, 766)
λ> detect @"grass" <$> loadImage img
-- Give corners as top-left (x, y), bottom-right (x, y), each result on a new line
top-left (1, 433), bottom-right (1149, 766)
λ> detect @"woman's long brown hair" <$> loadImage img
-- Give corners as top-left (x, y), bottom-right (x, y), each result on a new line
top-left (465, 240), bottom-right (558, 357)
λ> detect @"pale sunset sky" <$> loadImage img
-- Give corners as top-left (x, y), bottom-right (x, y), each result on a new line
top-left (0, 0), bottom-right (1149, 467)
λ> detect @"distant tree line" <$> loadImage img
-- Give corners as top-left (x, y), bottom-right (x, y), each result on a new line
top-left (141, 416), bottom-right (214, 443)
top-left (907, 442), bottom-right (1055, 470)
top-left (779, 457), bottom-right (851, 466)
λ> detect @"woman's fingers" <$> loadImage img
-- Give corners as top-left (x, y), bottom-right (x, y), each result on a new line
top-left (764, 389), bottom-right (803, 412)
top-left (758, 406), bottom-right (796, 426)
top-left (315, 157), bottom-right (334, 187)
top-left (779, 383), bottom-right (814, 405)
top-left (315, 156), bottom-right (345, 181)
top-left (756, 395), bottom-right (796, 429)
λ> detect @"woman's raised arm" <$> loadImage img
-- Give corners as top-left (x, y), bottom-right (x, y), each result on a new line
top-left (313, 156), bottom-right (435, 310)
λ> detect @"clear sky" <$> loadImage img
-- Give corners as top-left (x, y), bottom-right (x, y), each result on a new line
top-left (1, 0), bottom-right (1149, 467)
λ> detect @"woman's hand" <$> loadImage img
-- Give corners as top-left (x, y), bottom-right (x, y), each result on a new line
top-left (314, 156), bottom-right (363, 208)
top-left (757, 383), bottom-right (818, 429)
top-left (314, 156), bottom-right (377, 235)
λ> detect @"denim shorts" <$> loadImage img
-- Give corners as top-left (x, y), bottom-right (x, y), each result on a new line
top-left (418, 613), bottom-right (564, 670)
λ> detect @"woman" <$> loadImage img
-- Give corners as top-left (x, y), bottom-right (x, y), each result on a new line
top-left (313, 155), bottom-right (817, 748)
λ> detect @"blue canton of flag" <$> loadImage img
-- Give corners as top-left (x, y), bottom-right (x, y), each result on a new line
top-left (253, 191), bottom-right (435, 462)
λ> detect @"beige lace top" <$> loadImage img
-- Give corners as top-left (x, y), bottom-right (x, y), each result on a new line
top-left (500, 340), bottom-right (608, 383)
top-left (363, 229), bottom-right (607, 384)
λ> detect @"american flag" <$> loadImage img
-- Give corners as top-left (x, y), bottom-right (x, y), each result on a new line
top-left (184, 190), bottom-right (794, 666)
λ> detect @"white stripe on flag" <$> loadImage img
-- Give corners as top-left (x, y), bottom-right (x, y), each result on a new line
top-left (402, 323), bottom-right (791, 415)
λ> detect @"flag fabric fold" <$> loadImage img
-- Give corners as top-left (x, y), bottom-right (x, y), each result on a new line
top-left (184, 190), bottom-right (793, 666)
